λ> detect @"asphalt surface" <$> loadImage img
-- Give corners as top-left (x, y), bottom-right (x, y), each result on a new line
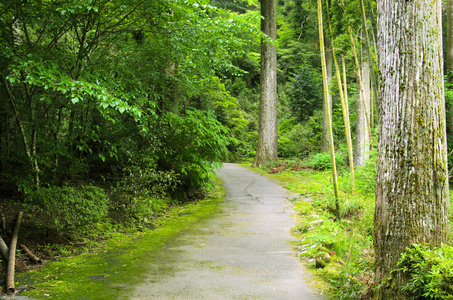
top-left (132, 163), bottom-right (326, 299)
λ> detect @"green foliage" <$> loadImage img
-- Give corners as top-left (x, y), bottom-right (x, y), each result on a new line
top-left (123, 166), bottom-right (178, 199)
top-left (326, 255), bottom-right (374, 300)
top-left (354, 150), bottom-right (377, 197)
top-left (156, 109), bottom-right (230, 200)
top-left (397, 244), bottom-right (453, 299)
top-left (288, 63), bottom-right (323, 121)
top-left (278, 118), bottom-right (315, 159)
top-left (310, 152), bottom-right (345, 170)
top-left (110, 164), bottom-right (179, 224)
top-left (276, 0), bottom-right (319, 81)
top-left (25, 186), bottom-right (109, 233)
top-left (0, 0), bottom-right (262, 193)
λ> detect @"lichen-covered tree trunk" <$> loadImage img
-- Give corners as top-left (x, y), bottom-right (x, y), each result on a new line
top-left (354, 60), bottom-right (370, 167)
top-left (254, 0), bottom-right (277, 167)
top-left (374, 0), bottom-right (450, 298)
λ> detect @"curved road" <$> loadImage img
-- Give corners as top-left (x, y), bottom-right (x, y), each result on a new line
top-left (132, 163), bottom-right (325, 299)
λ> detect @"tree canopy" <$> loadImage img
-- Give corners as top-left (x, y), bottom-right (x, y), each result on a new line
top-left (0, 0), bottom-right (263, 197)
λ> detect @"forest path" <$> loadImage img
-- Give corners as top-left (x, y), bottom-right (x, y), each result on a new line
top-left (131, 163), bottom-right (326, 299)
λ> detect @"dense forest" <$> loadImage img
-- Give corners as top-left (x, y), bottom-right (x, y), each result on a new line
top-left (1, 0), bottom-right (452, 298)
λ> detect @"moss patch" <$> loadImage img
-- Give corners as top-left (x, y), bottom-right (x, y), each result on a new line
top-left (17, 182), bottom-right (225, 299)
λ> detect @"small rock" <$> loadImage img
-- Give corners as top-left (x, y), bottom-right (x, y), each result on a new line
top-left (305, 219), bottom-right (323, 231)
top-left (315, 252), bottom-right (331, 268)
top-left (305, 258), bottom-right (316, 264)
top-left (308, 219), bottom-right (323, 227)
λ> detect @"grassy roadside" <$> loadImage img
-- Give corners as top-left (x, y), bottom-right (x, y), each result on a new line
top-left (16, 177), bottom-right (225, 299)
top-left (245, 160), bottom-right (453, 299)
top-left (242, 161), bottom-right (376, 299)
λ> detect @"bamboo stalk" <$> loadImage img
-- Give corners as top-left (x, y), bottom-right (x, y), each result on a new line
top-left (325, 0), bottom-right (355, 193)
top-left (6, 211), bottom-right (23, 295)
top-left (342, 57), bottom-right (353, 154)
top-left (318, 0), bottom-right (340, 220)
top-left (342, 57), bottom-right (349, 104)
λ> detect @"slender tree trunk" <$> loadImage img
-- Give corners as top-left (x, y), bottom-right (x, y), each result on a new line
top-left (173, 62), bottom-right (179, 114)
top-left (21, 77), bottom-right (40, 190)
top-left (322, 48), bottom-right (333, 153)
top-left (318, 0), bottom-right (340, 220)
top-left (1, 75), bottom-right (40, 190)
top-left (254, 0), bottom-right (278, 167)
top-left (446, 0), bottom-right (453, 138)
top-left (325, 0), bottom-right (355, 192)
top-left (6, 211), bottom-right (22, 295)
top-left (354, 60), bottom-right (370, 167)
top-left (334, 53), bottom-right (355, 192)
top-left (447, 0), bottom-right (453, 81)
top-left (374, 0), bottom-right (450, 297)
top-left (349, 30), bottom-right (373, 147)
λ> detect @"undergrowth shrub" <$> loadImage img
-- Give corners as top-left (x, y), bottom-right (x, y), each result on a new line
top-left (354, 151), bottom-right (377, 197)
top-left (310, 152), bottom-right (345, 170)
top-left (110, 165), bottom-right (179, 225)
top-left (25, 186), bottom-right (109, 233)
top-left (156, 109), bottom-right (229, 201)
top-left (116, 165), bottom-right (179, 199)
top-left (278, 119), bottom-right (315, 159)
top-left (397, 244), bottom-right (453, 299)
top-left (327, 255), bottom-right (374, 299)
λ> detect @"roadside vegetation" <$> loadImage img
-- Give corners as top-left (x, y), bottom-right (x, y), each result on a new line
top-left (15, 176), bottom-right (225, 299)
top-left (251, 156), bottom-right (453, 299)
top-left (1, 0), bottom-right (453, 298)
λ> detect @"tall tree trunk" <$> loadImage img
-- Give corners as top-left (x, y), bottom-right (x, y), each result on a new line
top-left (354, 60), bottom-right (370, 167)
top-left (375, 0), bottom-right (450, 298)
top-left (360, 0), bottom-right (378, 107)
top-left (254, 0), bottom-right (278, 167)
top-left (349, 30), bottom-right (373, 147)
top-left (322, 48), bottom-right (333, 153)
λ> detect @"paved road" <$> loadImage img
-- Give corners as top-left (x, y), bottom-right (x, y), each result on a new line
top-left (132, 163), bottom-right (325, 299)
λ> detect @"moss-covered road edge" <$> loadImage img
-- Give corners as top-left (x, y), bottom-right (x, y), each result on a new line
top-left (17, 178), bottom-right (225, 299)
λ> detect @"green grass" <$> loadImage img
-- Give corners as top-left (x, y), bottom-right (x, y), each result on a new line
top-left (17, 179), bottom-right (225, 299)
